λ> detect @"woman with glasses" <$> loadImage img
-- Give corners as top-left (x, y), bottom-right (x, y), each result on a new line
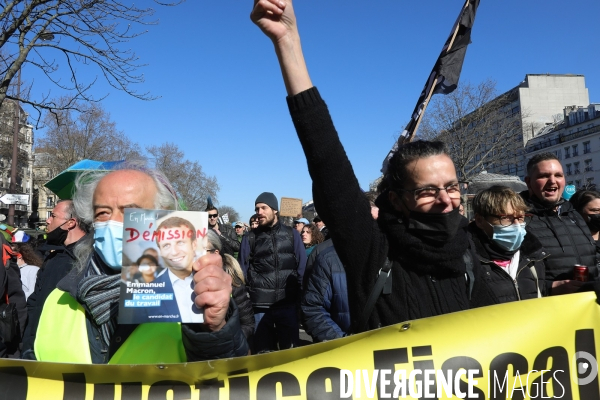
top-left (469, 186), bottom-right (548, 302)
top-left (205, 230), bottom-right (254, 347)
top-left (301, 224), bottom-right (325, 257)
top-left (251, 0), bottom-right (499, 332)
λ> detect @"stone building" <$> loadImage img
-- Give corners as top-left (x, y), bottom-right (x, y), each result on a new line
top-left (0, 100), bottom-right (35, 227)
top-left (449, 74), bottom-right (590, 180)
top-left (525, 104), bottom-right (600, 189)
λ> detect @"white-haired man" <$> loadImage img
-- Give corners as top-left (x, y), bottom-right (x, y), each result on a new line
top-left (28, 165), bottom-right (248, 364)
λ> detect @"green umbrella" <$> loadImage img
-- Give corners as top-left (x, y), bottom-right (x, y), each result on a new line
top-left (44, 160), bottom-right (124, 200)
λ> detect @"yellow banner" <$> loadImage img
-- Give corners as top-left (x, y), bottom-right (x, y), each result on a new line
top-left (2, 292), bottom-right (600, 399)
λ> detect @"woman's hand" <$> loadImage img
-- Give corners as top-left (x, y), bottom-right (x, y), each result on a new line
top-left (250, 0), bottom-right (312, 96)
top-left (250, 0), bottom-right (297, 45)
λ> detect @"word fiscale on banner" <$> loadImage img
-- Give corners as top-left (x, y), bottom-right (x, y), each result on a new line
top-left (2, 292), bottom-right (600, 399)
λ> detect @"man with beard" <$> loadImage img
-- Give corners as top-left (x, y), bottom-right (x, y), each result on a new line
top-left (239, 192), bottom-right (306, 353)
top-left (521, 153), bottom-right (598, 294)
top-left (21, 200), bottom-right (90, 359)
top-left (206, 206), bottom-right (240, 257)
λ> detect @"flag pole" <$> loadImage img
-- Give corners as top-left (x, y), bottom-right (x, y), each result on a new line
top-left (401, 0), bottom-right (470, 144)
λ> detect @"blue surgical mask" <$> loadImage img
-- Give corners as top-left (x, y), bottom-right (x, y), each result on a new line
top-left (93, 220), bottom-right (123, 270)
top-left (489, 223), bottom-right (527, 252)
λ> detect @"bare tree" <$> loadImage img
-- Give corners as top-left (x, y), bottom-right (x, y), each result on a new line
top-left (0, 0), bottom-right (181, 124)
top-left (418, 79), bottom-right (526, 180)
top-left (35, 97), bottom-right (140, 177)
top-left (218, 205), bottom-right (240, 224)
top-left (147, 143), bottom-right (219, 211)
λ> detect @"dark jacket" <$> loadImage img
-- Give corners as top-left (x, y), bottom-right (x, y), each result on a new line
top-left (520, 191), bottom-right (598, 292)
top-left (23, 251), bottom-right (248, 363)
top-left (239, 221), bottom-right (307, 308)
top-left (301, 244), bottom-right (350, 342)
top-left (20, 240), bottom-right (80, 359)
top-left (0, 238), bottom-right (27, 358)
top-left (469, 222), bottom-right (548, 303)
top-left (232, 281), bottom-right (254, 342)
top-left (214, 224), bottom-right (240, 257)
top-left (286, 87), bottom-right (499, 332)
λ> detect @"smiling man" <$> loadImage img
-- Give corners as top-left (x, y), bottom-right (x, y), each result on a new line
top-left (521, 153), bottom-right (598, 294)
top-left (152, 217), bottom-right (203, 323)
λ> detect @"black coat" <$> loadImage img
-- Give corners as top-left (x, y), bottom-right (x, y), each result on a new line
top-left (520, 191), bottom-right (598, 292)
top-left (20, 240), bottom-right (80, 359)
top-left (287, 87), bottom-right (499, 332)
top-left (0, 237), bottom-right (27, 358)
top-left (469, 222), bottom-right (548, 303)
top-left (232, 282), bottom-right (254, 343)
top-left (214, 224), bottom-right (240, 257)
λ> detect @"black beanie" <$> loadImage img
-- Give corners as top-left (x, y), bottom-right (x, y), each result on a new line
top-left (255, 192), bottom-right (278, 211)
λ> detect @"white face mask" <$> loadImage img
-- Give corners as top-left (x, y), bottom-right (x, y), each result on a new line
top-left (138, 265), bottom-right (154, 273)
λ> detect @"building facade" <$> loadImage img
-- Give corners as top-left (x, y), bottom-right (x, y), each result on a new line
top-left (453, 74), bottom-right (590, 181)
top-left (525, 104), bottom-right (600, 189)
top-left (0, 100), bottom-right (35, 227)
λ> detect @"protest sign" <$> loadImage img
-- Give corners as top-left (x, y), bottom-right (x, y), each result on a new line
top-left (119, 209), bottom-right (208, 324)
top-left (3, 292), bottom-right (600, 399)
top-left (279, 197), bottom-right (303, 217)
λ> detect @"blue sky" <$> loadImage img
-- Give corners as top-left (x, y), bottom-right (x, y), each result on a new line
top-left (25, 0), bottom-right (600, 222)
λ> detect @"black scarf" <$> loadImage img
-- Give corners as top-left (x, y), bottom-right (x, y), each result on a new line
top-left (76, 253), bottom-right (121, 349)
top-left (379, 209), bottom-right (469, 277)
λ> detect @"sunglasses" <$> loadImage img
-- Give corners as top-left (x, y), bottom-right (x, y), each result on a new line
top-left (208, 214), bottom-right (218, 218)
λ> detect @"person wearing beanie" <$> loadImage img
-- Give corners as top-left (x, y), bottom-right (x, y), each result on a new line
top-left (238, 192), bottom-right (307, 353)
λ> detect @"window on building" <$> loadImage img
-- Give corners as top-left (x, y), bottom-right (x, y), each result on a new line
top-left (573, 144), bottom-right (579, 156)
top-left (584, 141), bottom-right (591, 154)
top-left (555, 150), bottom-right (562, 160)
top-left (46, 197), bottom-right (54, 207)
top-left (585, 159), bottom-right (593, 172)
top-left (576, 180), bottom-right (582, 188)
top-left (47, 211), bottom-right (52, 219)
top-left (566, 164), bottom-right (572, 175)
top-left (565, 147), bottom-right (570, 158)
top-left (587, 177), bottom-right (595, 186)
top-left (574, 162), bottom-right (580, 174)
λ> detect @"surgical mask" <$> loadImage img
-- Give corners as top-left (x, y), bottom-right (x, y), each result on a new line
top-left (138, 265), bottom-right (154, 273)
top-left (93, 220), bottom-right (123, 270)
top-left (407, 207), bottom-right (464, 244)
top-left (489, 222), bottom-right (527, 252)
top-left (588, 214), bottom-right (600, 232)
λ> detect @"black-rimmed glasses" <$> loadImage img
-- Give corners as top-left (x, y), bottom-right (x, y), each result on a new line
top-left (489, 214), bottom-right (533, 227)
top-left (208, 214), bottom-right (218, 218)
top-left (398, 181), bottom-right (468, 201)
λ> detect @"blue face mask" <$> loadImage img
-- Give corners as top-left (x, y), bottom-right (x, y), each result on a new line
top-left (93, 220), bottom-right (123, 270)
top-left (489, 222), bottom-right (527, 252)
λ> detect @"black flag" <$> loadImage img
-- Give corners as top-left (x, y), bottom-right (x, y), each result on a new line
top-left (382, 0), bottom-right (480, 173)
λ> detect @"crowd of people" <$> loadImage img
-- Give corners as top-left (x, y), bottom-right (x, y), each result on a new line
top-left (1, 0), bottom-right (599, 364)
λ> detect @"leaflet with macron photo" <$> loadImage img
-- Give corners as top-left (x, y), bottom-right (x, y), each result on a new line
top-left (118, 208), bottom-right (208, 324)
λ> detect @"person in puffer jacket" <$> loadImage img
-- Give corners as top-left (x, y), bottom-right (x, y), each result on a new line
top-left (520, 153), bottom-right (598, 295)
top-left (301, 242), bottom-right (349, 342)
top-left (469, 186), bottom-right (548, 302)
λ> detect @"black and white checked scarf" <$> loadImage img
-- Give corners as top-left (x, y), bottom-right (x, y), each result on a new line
top-left (76, 255), bottom-right (121, 349)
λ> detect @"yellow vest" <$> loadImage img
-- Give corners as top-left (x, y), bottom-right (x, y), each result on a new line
top-left (35, 289), bottom-right (186, 364)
